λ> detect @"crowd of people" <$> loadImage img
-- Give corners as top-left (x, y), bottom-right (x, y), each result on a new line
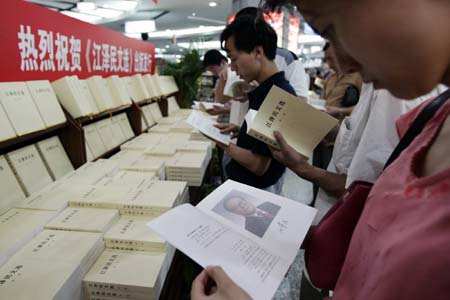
top-left (190, 0), bottom-right (450, 299)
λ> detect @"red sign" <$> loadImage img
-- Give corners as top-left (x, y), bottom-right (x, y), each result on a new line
top-left (0, 1), bottom-right (156, 82)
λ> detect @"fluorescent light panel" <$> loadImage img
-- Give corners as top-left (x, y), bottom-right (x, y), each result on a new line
top-left (147, 26), bottom-right (225, 38)
top-left (125, 20), bottom-right (156, 33)
top-left (61, 10), bottom-right (102, 23)
top-left (83, 8), bottom-right (123, 18)
top-left (103, 1), bottom-right (138, 11)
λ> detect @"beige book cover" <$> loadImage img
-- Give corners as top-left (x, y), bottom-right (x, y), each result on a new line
top-left (52, 76), bottom-right (93, 118)
top-left (109, 116), bottom-right (128, 145)
top-left (78, 79), bottom-right (100, 114)
top-left (148, 103), bottom-right (163, 122)
top-left (194, 101), bottom-right (225, 112)
top-left (132, 74), bottom-right (152, 101)
top-left (122, 76), bottom-right (140, 102)
top-left (0, 102), bottom-right (16, 142)
top-left (144, 143), bottom-right (177, 157)
top-left (141, 104), bottom-right (156, 127)
top-left (229, 99), bottom-right (249, 126)
top-left (246, 85), bottom-right (338, 158)
top-left (84, 124), bottom-right (108, 158)
top-left (142, 74), bottom-right (158, 99)
top-left (141, 114), bottom-right (149, 130)
top-left (86, 76), bottom-right (115, 112)
top-left (0, 81), bottom-right (46, 136)
top-left (147, 123), bottom-right (172, 133)
top-left (122, 155), bottom-right (166, 179)
top-left (95, 119), bottom-right (118, 150)
top-left (45, 207), bottom-right (119, 233)
top-left (177, 140), bottom-right (212, 154)
top-left (86, 143), bottom-right (95, 162)
top-left (109, 150), bottom-right (143, 166)
top-left (6, 145), bottom-right (53, 196)
top-left (0, 155), bottom-right (26, 215)
top-left (157, 116), bottom-right (184, 125)
top-left (96, 171), bottom-right (156, 190)
top-left (83, 249), bottom-right (165, 294)
top-left (61, 160), bottom-right (119, 186)
top-left (68, 185), bottom-right (133, 209)
top-left (0, 208), bottom-right (56, 266)
top-left (104, 216), bottom-right (165, 252)
top-left (26, 80), bottom-right (66, 127)
top-left (116, 113), bottom-right (135, 140)
top-left (166, 152), bottom-right (209, 170)
top-left (36, 136), bottom-right (74, 180)
top-left (16, 181), bottom-right (91, 212)
top-left (150, 75), bottom-right (164, 97)
top-left (106, 75), bottom-right (131, 106)
top-left (120, 133), bottom-right (165, 151)
top-left (170, 120), bottom-right (195, 133)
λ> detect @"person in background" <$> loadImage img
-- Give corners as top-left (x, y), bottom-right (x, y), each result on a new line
top-left (191, 0), bottom-right (450, 298)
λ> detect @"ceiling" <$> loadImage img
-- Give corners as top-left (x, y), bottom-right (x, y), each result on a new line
top-left (27, 0), bottom-right (233, 56)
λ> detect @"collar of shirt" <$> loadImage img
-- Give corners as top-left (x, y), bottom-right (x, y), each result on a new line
top-left (248, 71), bottom-right (286, 107)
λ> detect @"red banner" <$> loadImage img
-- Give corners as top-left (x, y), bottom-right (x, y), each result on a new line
top-left (288, 16), bottom-right (300, 52)
top-left (0, 1), bottom-right (156, 82)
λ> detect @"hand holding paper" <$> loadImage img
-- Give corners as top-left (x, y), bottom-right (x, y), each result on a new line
top-left (187, 110), bottom-right (231, 145)
top-left (270, 131), bottom-right (309, 171)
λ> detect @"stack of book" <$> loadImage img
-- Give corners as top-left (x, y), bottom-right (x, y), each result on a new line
top-left (120, 155), bottom-right (167, 180)
top-left (167, 96), bottom-right (180, 115)
top-left (86, 76), bottom-right (115, 112)
top-left (115, 113), bottom-right (135, 140)
top-left (120, 133), bottom-right (166, 151)
top-left (103, 216), bottom-right (165, 252)
top-left (141, 104), bottom-right (156, 128)
top-left (84, 124), bottom-right (108, 159)
top-left (106, 75), bottom-right (131, 107)
top-left (45, 207), bottom-right (119, 233)
top-left (36, 136), bottom-right (74, 180)
top-left (148, 103), bottom-right (163, 123)
top-left (0, 229), bottom-right (104, 300)
top-left (147, 123), bottom-right (172, 134)
top-left (61, 160), bottom-right (120, 186)
top-left (165, 151), bottom-right (211, 186)
top-left (83, 249), bottom-right (166, 300)
top-left (95, 170), bottom-right (157, 190)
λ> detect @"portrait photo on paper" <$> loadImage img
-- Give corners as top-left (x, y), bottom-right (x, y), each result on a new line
top-left (212, 190), bottom-right (281, 238)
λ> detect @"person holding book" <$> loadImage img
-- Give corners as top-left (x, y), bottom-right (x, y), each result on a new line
top-left (222, 196), bottom-right (280, 238)
top-left (191, 0), bottom-right (450, 299)
top-left (214, 16), bottom-right (295, 195)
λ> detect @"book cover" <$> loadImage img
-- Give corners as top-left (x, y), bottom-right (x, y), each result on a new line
top-left (26, 80), bottom-right (67, 127)
top-left (246, 85), bottom-right (338, 158)
top-left (52, 76), bottom-right (93, 118)
top-left (106, 75), bottom-right (131, 106)
top-left (186, 110), bottom-right (231, 145)
top-left (0, 155), bottom-right (26, 215)
top-left (0, 81), bottom-right (46, 136)
top-left (83, 124), bottom-right (108, 159)
top-left (36, 136), bottom-right (74, 180)
top-left (116, 113), bottom-right (135, 140)
top-left (86, 76), bottom-right (115, 112)
top-left (0, 103), bottom-right (16, 142)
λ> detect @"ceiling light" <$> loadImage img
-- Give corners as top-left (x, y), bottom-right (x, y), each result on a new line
top-left (77, 1), bottom-right (96, 11)
top-left (298, 34), bottom-right (325, 44)
top-left (178, 40), bottom-right (221, 50)
top-left (124, 33), bottom-right (141, 39)
top-left (165, 45), bottom-right (170, 48)
top-left (84, 8), bottom-right (123, 19)
top-left (102, 1), bottom-right (138, 11)
top-left (147, 25), bottom-right (225, 38)
top-left (61, 11), bottom-right (102, 23)
top-left (209, 2), bottom-right (217, 7)
top-left (192, 12), bottom-right (196, 16)
top-left (125, 20), bottom-right (156, 33)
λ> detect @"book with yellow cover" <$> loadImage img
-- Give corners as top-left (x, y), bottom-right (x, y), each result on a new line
top-left (45, 207), bottom-right (119, 233)
top-left (0, 155), bottom-right (26, 215)
top-left (103, 216), bottom-right (165, 252)
top-left (245, 85), bottom-right (338, 158)
top-left (0, 81), bottom-right (46, 136)
top-left (36, 136), bottom-right (74, 180)
top-left (6, 145), bottom-right (53, 196)
top-left (26, 80), bottom-right (67, 127)
top-left (83, 249), bottom-right (166, 296)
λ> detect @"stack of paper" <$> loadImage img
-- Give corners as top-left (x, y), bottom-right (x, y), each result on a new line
top-left (83, 124), bottom-right (108, 158)
top-left (115, 113), bottom-right (135, 140)
top-left (79, 79), bottom-right (101, 115)
top-left (120, 133), bottom-right (166, 151)
top-left (147, 123), bottom-right (172, 133)
top-left (52, 76), bottom-right (94, 118)
top-left (167, 96), bottom-right (180, 114)
top-left (95, 119), bottom-right (118, 150)
top-left (120, 155), bottom-right (166, 180)
top-left (0, 155), bottom-right (26, 215)
top-left (67, 185), bottom-right (133, 209)
top-left (61, 160), bottom-right (119, 186)
top-left (95, 170), bottom-right (157, 190)
top-left (245, 85), bottom-right (338, 158)
top-left (26, 80), bottom-right (67, 127)
top-left (0, 103), bottom-right (16, 142)
top-left (141, 104), bottom-right (156, 127)
top-left (6, 145), bottom-right (53, 196)
top-left (0, 81), bottom-right (46, 136)
top-left (45, 207), bottom-right (119, 233)
top-left (177, 140), bottom-right (212, 156)
top-left (165, 151), bottom-right (211, 186)
top-left (83, 250), bottom-right (166, 300)
top-left (144, 143), bottom-right (178, 157)
top-left (86, 76), bottom-right (115, 112)
top-left (148, 103), bottom-right (163, 122)
top-left (0, 229), bottom-right (104, 300)
top-left (109, 150), bottom-right (144, 166)
top-left (106, 75), bottom-right (131, 107)
top-left (36, 136), bottom-right (74, 180)
top-left (0, 208), bottom-right (56, 267)
top-left (103, 216), bottom-right (166, 252)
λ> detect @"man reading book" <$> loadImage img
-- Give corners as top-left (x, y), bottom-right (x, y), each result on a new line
top-left (215, 16), bottom-right (296, 194)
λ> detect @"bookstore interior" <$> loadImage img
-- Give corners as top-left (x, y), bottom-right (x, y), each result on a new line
top-left (0, 0), bottom-right (397, 300)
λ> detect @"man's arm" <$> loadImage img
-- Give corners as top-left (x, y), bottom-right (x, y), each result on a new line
top-left (220, 143), bottom-right (272, 176)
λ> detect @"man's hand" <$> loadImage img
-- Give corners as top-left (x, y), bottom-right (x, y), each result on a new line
top-left (269, 131), bottom-right (309, 171)
top-left (214, 123), bottom-right (240, 138)
top-left (206, 105), bottom-right (231, 116)
top-left (191, 266), bottom-right (251, 300)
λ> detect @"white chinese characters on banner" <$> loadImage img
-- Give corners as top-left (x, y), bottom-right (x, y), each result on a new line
top-left (17, 24), bottom-right (152, 74)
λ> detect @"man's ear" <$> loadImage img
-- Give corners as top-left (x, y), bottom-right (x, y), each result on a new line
top-left (253, 45), bottom-right (264, 59)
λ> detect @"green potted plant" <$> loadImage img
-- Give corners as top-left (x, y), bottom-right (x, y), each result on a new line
top-left (160, 49), bottom-right (204, 108)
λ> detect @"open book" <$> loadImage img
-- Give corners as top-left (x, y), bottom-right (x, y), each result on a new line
top-left (245, 85), bottom-right (338, 158)
top-left (148, 180), bottom-right (316, 300)
top-left (186, 110), bottom-right (231, 145)
top-left (193, 101), bottom-right (225, 112)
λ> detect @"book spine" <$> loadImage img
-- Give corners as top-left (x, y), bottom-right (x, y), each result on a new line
top-left (35, 142), bottom-right (57, 181)
top-left (247, 129), bottom-right (280, 149)
top-left (5, 154), bottom-right (29, 196)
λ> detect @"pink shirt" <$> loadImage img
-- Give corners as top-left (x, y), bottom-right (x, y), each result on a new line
top-left (332, 97), bottom-right (450, 300)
